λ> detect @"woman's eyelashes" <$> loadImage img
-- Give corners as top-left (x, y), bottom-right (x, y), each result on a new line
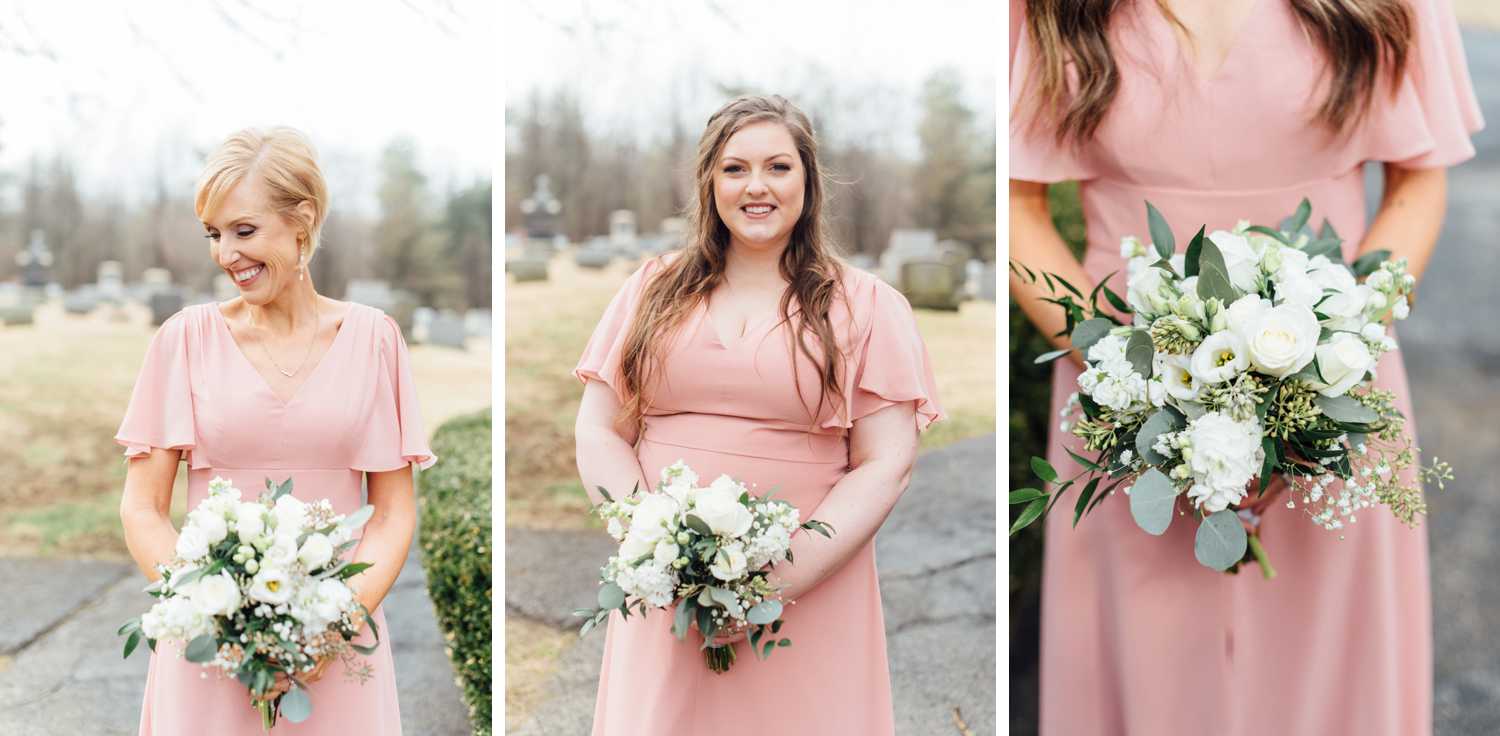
top-left (720, 161), bottom-right (794, 175)
top-left (201, 226), bottom-right (256, 242)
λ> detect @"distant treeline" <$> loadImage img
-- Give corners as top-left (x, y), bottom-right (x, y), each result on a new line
top-left (0, 136), bottom-right (492, 311)
top-left (504, 68), bottom-right (996, 262)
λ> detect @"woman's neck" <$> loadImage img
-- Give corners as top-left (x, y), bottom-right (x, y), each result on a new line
top-left (246, 277), bottom-right (321, 336)
top-left (723, 239), bottom-right (788, 290)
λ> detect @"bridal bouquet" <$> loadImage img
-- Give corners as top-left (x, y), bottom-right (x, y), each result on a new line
top-left (1009, 200), bottom-right (1452, 577)
top-left (574, 461), bottom-right (833, 672)
top-left (119, 477), bottom-right (378, 730)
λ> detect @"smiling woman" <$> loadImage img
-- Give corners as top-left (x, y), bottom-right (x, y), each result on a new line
top-left (116, 127), bottom-right (437, 735)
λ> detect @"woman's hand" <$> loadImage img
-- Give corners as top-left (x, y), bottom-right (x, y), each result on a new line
top-left (709, 620), bottom-right (749, 647)
top-left (1237, 474), bottom-right (1290, 531)
top-left (255, 653), bottom-right (336, 703)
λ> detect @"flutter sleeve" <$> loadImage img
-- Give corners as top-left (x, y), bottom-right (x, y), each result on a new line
top-left (1009, 0), bottom-right (1100, 183)
top-left (353, 313), bottom-right (437, 472)
top-left (573, 258), bottom-right (663, 402)
top-left (1354, 0), bottom-right (1484, 168)
top-left (824, 278), bottom-right (945, 433)
top-left (115, 311), bottom-right (201, 466)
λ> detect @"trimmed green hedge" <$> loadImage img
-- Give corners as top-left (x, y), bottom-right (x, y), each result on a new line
top-left (1010, 182), bottom-right (1086, 735)
top-left (419, 408), bottom-right (493, 736)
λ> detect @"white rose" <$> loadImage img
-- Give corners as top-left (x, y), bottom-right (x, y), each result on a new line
top-left (1127, 265), bottom-right (1175, 317)
top-left (1183, 412), bottom-right (1264, 512)
top-left (1242, 303), bottom-right (1320, 378)
top-left (1311, 333), bottom-right (1374, 397)
top-left (187, 572), bottom-right (242, 617)
top-left (692, 479), bottom-right (754, 538)
top-left (1307, 262), bottom-right (1366, 323)
top-left (619, 530), bottom-right (656, 561)
top-left (1156, 353), bottom-right (1202, 402)
top-left (248, 567), bottom-right (294, 605)
top-left (298, 533), bottom-right (335, 570)
top-left (629, 493), bottom-right (680, 543)
top-left (263, 535), bottom-right (298, 568)
top-left (1207, 230), bottom-right (1261, 292)
top-left (272, 495), bottom-right (307, 533)
top-left (652, 539), bottom-right (679, 567)
top-left (187, 508), bottom-right (229, 545)
top-left (1272, 249), bottom-right (1323, 308)
top-left (174, 527), bottom-right (209, 561)
top-left (709, 542), bottom-right (749, 582)
top-left (234, 503), bottom-right (267, 541)
top-left (1189, 331), bottom-right (1250, 385)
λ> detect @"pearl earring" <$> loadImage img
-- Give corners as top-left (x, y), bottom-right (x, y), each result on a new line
top-left (299, 247), bottom-right (306, 281)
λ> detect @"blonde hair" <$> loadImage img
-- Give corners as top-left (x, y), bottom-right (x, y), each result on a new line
top-left (195, 127), bottom-right (329, 259)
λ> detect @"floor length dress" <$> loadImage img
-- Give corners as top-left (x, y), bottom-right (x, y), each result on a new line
top-left (115, 302), bottom-right (435, 735)
top-left (575, 259), bottom-right (943, 735)
top-left (1011, 0), bottom-right (1483, 732)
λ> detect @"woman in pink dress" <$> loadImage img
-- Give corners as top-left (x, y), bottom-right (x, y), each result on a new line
top-left (573, 95), bottom-right (944, 735)
top-left (116, 127), bottom-right (435, 735)
top-left (1009, 0), bottom-right (1482, 733)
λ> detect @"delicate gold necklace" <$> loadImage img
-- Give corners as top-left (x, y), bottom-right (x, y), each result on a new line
top-left (258, 306), bottom-right (320, 378)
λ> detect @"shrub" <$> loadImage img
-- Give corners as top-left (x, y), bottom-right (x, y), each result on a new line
top-left (419, 408), bottom-right (493, 735)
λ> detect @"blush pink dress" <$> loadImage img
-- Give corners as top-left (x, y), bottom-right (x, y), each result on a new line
top-left (1011, 0), bottom-right (1483, 733)
top-left (115, 302), bottom-right (436, 736)
top-left (574, 258), bottom-right (943, 735)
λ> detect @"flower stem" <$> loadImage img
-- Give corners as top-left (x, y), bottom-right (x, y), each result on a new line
top-left (258, 699), bottom-right (276, 731)
top-left (704, 643), bottom-right (736, 673)
top-left (1247, 532), bottom-right (1276, 580)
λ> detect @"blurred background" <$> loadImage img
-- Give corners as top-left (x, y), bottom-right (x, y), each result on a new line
top-left (0, 2), bottom-right (492, 734)
top-left (1009, 5), bottom-right (1500, 735)
top-left (503, 1), bottom-right (998, 733)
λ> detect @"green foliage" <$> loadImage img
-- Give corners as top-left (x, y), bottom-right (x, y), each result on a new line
top-left (418, 409), bottom-right (493, 736)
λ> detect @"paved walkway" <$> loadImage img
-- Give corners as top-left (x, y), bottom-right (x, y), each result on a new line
top-left (0, 549), bottom-right (471, 734)
top-left (506, 434), bottom-right (997, 735)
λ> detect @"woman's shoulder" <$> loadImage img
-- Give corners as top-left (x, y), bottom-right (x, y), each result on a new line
top-left (834, 260), bottom-right (909, 322)
top-left (153, 301), bottom-right (220, 341)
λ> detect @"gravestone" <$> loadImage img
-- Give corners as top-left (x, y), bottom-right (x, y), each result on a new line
top-left (0, 281), bottom-right (35, 326)
top-left (16, 230), bottom-right (54, 289)
top-left (149, 290), bottom-right (184, 325)
top-left (901, 261), bottom-right (963, 311)
top-left (879, 230), bottom-right (939, 288)
top-left (0, 306), bottom-right (33, 326)
top-left (141, 268), bottom-right (173, 295)
top-left (520, 175), bottom-right (562, 242)
top-left (63, 286), bottom-right (100, 315)
top-left (427, 310), bottom-right (467, 350)
top-left (464, 309), bottom-right (491, 339)
top-left (574, 244), bottom-right (612, 269)
top-left (508, 259), bottom-right (549, 283)
top-left (412, 306), bottom-right (436, 344)
top-left (610, 210), bottom-right (637, 253)
top-left (97, 261), bottom-right (125, 304)
top-left (978, 262), bottom-right (997, 301)
top-left (346, 279), bottom-right (396, 313)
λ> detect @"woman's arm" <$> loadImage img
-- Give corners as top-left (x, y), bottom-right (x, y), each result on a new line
top-left (346, 467), bottom-right (418, 616)
top-left (575, 380), bottom-right (650, 507)
top-left (119, 449), bottom-right (182, 581)
top-left (771, 401), bottom-right (920, 604)
top-left (1009, 178), bottom-right (1104, 369)
top-left (1360, 164), bottom-right (1448, 285)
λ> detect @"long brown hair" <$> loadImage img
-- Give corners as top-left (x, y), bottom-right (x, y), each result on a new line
top-left (1021, 0), bottom-right (1413, 146)
top-left (617, 95), bottom-right (845, 432)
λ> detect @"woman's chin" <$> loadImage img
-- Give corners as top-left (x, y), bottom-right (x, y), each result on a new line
top-left (728, 226), bottom-right (792, 251)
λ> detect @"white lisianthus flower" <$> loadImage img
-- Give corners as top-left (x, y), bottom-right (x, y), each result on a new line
top-left (1189, 331), bottom-right (1250, 384)
top-left (263, 535), bottom-right (299, 569)
top-left (1241, 303), bottom-right (1320, 378)
top-left (1311, 333), bottom-right (1374, 397)
top-left (1127, 265), bottom-right (1175, 317)
top-left (272, 495), bottom-right (307, 532)
top-left (619, 530), bottom-right (656, 561)
top-left (175, 527), bottom-right (210, 561)
top-left (1207, 230), bottom-right (1262, 292)
top-left (1307, 262), bottom-right (1367, 326)
top-left (187, 508), bottom-right (229, 545)
top-left (1183, 412), bottom-right (1264, 512)
top-left (693, 480), bottom-right (755, 538)
top-left (297, 533), bottom-right (335, 570)
top-left (1272, 249), bottom-right (1323, 308)
top-left (234, 502), bottom-right (267, 541)
top-left (248, 567), bottom-right (294, 605)
top-left (629, 493), bottom-right (681, 543)
top-left (1156, 353), bottom-right (1202, 401)
top-left (710, 542), bottom-right (750, 582)
top-left (187, 572), bottom-right (242, 617)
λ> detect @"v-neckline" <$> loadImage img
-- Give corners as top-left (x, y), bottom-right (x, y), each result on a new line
top-left (701, 296), bottom-right (776, 349)
top-left (1156, 0), bottom-right (1265, 86)
top-left (213, 302), bottom-right (353, 406)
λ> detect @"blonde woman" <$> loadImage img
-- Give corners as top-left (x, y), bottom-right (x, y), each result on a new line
top-left (117, 127), bottom-right (434, 735)
top-left (1010, 0), bottom-right (1481, 733)
top-left (574, 95), bottom-right (944, 734)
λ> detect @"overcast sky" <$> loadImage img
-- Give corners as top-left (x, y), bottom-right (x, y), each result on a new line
top-left (0, 0), bottom-right (494, 213)
top-left (505, 0), bottom-right (999, 156)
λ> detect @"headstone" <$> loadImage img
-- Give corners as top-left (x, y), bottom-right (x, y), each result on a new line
top-left (610, 210), bottom-right (638, 253)
top-left (16, 230), bottom-right (54, 289)
top-left (149, 290), bottom-right (184, 325)
top-left (574, 245), bottom-right (612, 269)
top-left (464, 309), bottom-right (491, 339)
top-left (64, 286), bottom-right (100, 315)
top-left (508, 259), bottom-right (549, 283)
top-left (901, 261), bottom-right (962, 311)
top-left (427, 310), bottom-right (468, 350)
top-left (0, 283), bottom-right (21, 309)
top-left (520, 175), bottom-right (562, 241)
top-left (141, 268), bottom-right (173, 295)
top-left (979, 262), bottom-right (996, 301)
top-left (346, 279), bottom-right (396, 313)
top-left (412, 306), bottom-right (436, 343)
top-left (0, 305), bottom-right (33, 326)
top-left (880, 230), bottom-right (939, 288)
top-left (522, 239), bottom-right (555, 262)
top-left (97, 261), bottom-right (125, 303)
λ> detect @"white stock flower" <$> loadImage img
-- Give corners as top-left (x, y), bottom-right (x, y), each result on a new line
top-left (1392, 296), bottom-right (1410, 320)
top-left (619, 530), bottom-right (656, 561)
top-left (1240, 303), bottom-right (1320, 378)
top-left (175, 527), bottom-right (209, 561)
top-left (659, 460), bottom-right (699, 505)
top-left (652, 539), bottom-right (679, 567)
top-left (298, 533), bottom-right (335, 570)
top-left (187, 508), bottom-right (229, 545)
top-left (1086, 334), bottom-right (1129, 366)
top-left (1207, 230), bottom-right (1262, 292)
top-left (1183, 412), bottom-right (1264, 512)
top-left (1189, 331), bottom-right (1250, 385)
top-left (693, 478), bottom-right (754, 538)
top-left (248, 567), bottom-right (294, 605)
top-left (187, 572), bottom-right (242, 617)
top-left (1311, 333), bottom-right (1374, 398)
top-left (272, 495), bottom-right (307, 533)
top-left (606, 517), bottom-right (625, 541)
top-left (1120, 235), bottom-right (1149, 259)
top-left (208, 476), bottom-right (234, 494)
top-left (234, 502), bottom-right (267, 541)
top-left (710, 542), bottom-right (750, 582)
top-left (141, 597), bottom-right (211, 641)
top-left (1361, 323), bottom-right (1387, 343)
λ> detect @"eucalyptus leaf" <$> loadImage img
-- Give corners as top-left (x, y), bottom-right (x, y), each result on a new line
top-left (1128, 468), bottom-right (1178, 536)
top-left (184, 635), bottom-right (217, 664)
top-left (1183, 226), bottom-right (1206, 278)
top-left (1070, 318), bottom-right (1113, 354)
top-left (1281, 198), bottom-right (1312, 235)
top-left (1314, 395), bottom-right (1378, 424)
top-left (683, 514), bottom-right (714, 537)
top-left (747, 599), bottom-right (783, 626)
top-left (1034, 348), bottom-right (1073, 365)
top-left (707, 587), bottom-right (744, 619)
top-left (596, 582), bottom-right (626, 611)
top-left (1195, 237), bottom-right (1239, 303)
top-left (1135, 409), bottom-right (1182, 466)
top-left (1125, 330), bottom-right (1154, 378)
top-left (1009, 488), bottom-right (1047, 505)
top-left (1351, 249), bottom-right (1391, 278)
top-left (280, 686), bottom-right (313, 723)
top-left (1246, 225), bottom-right (1290, 244)
top-left (339, 504), bottom-right (375, 530)
top-left (1146, 201), bottom-right (1175, 260)
top-left (1194, 510), bottom-right (1249, 572)
top-left (673, 600), bottom-right (693, 640)
top-left (1009, 498), bottom-right (1046, 536)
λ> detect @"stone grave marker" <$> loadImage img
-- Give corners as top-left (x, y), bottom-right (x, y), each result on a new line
top-left (427, 310), bottom-right (468, 350)
top-left (149, 290), bottom-right (185, 325)
top-left (901, 261), bottom-right (963, 311)
top-left (412, 306), bottom-right (436, 343)
top-left (464, 309), bottom-right (491, 339)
